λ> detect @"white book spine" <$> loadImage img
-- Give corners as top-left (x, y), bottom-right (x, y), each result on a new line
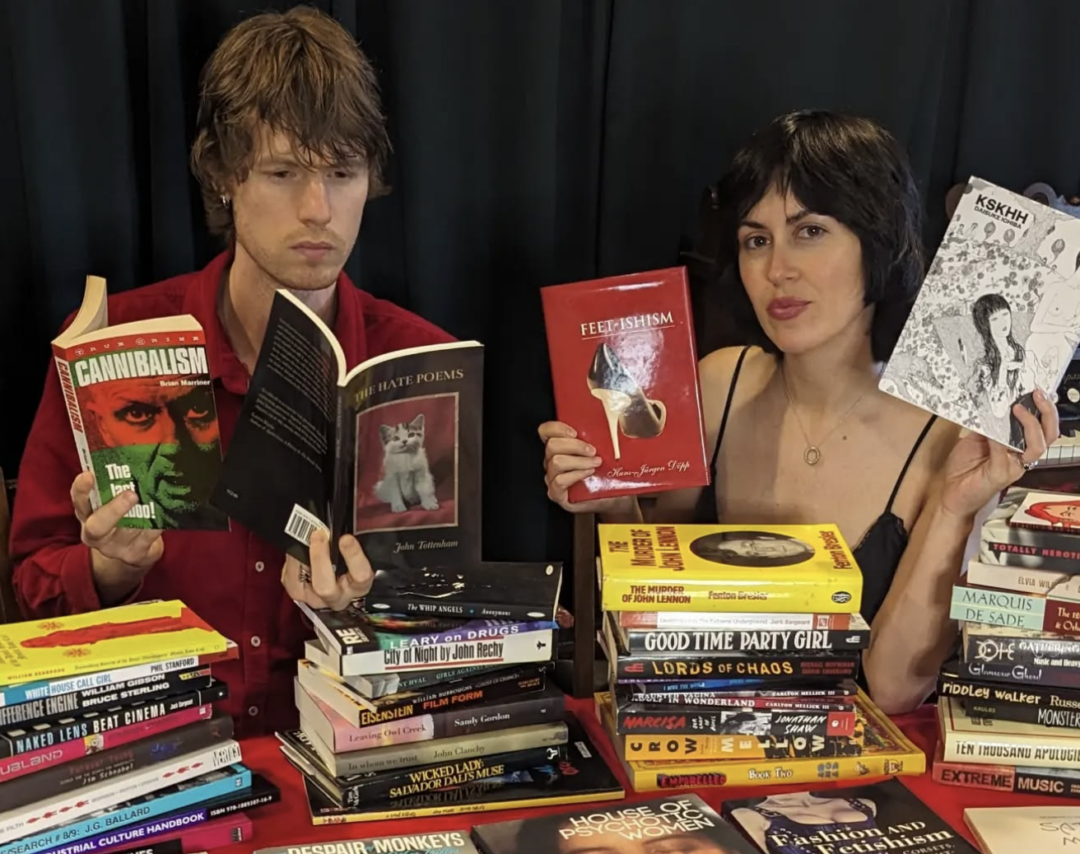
top-left (0, 740), bottom-right (242, 842)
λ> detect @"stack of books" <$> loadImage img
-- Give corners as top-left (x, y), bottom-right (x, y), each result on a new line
top-left (592, 522), bottom-right (926, 791)
top-left (933, 485), bottom-right (1080, 799)
top-left (0, 599), bottom-right (280, 853)
top-left (275, 562), bottom-right (625, 824)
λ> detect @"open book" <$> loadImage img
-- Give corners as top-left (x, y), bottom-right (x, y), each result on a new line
top-left (211, 289), bottom-right (482, 569)
top-left (52, 275), bottom-right (228, 530)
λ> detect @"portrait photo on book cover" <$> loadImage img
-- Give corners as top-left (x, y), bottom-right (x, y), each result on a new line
top-left (689, 531), bottom-right (815, 567)
top-left (79, 374), bottom-right (227, 530)
top-left (353, 392), bottom-right (459, 534)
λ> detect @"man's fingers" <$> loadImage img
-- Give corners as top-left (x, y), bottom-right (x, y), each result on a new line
top-left (339, 535), bottom-right (373, 596)
top-left (553, 469), bottom-right (595, 491)
top-left (71, 472), bottom-right (97, 523)
top-left (82, 491), bottom-right (140, 543)
top-left (307, 529), bottom-right (340, 603)
top-left (1013, 402), bottom-right (1048, 464)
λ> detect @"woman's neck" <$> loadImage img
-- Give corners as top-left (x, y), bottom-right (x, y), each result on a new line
top-left (778, 319), bottom-right (880, 417)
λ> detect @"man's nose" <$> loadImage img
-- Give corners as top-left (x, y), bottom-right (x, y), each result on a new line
top-left (299, 176), bottom-right (332, 226)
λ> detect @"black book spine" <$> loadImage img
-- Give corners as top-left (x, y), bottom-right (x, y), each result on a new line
top-left (0, 680), bottom-right (228, 758)
top-left (962, 697), bottom-right (1080, 729)
top-left (369, 664), bottom-right (547, 719)
top-left (937, 668), bottom-right (1080, 709)
top-left (624, 626), bottom-right (870, 654)
top-left (615, 652), bottom-right (861, 682)
top-left (338, 744), bottom-right (566, 807)
top-left (0, 669), bottom-right (216, 730)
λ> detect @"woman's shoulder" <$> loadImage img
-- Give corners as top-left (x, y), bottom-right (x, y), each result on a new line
top-left (699, 344), bottom-right (772, 385)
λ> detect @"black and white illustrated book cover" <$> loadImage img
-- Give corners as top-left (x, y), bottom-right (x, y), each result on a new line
top-left (880, 176), bottom-right (1080, 451)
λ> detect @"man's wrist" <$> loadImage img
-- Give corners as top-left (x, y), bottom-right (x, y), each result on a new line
top-left (90, 549), bottom-right (150, 605)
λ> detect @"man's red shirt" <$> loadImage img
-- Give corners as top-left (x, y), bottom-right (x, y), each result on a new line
top-left (9, 250), bottom-right (454, 737)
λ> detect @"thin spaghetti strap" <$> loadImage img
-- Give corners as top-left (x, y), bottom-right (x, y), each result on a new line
top-left (710, 346), bottom-right (752, 471)
top-left (885, 414), bottom-right (937, 513)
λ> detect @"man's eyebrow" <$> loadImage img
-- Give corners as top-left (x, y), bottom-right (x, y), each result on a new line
top-left (739, 208), bottom-right (813, 229)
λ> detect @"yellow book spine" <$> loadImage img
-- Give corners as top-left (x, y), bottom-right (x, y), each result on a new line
top-left (600, 577), bottom-right (859, 613)
top-left (620, 750), bottom-right (925, 792)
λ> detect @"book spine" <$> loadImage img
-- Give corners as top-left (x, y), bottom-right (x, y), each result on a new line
top-left (949, 600), bottom-right (1080, 637)
top-left (0, 683), bottom-right (224, 757)
top-left (369, 598), bottom-right (554, 622)
top-left (380, 620), bottom-right (557, 649)
top-left (622, 750), bottom-right (920, 791)
top-left (0, 670), bottom-right (218, 728)
top-left (329, 388), bottom-right (350, 569)
top-left (615, 707), bottom-right (855, 738)
top-left (623, 626), bottom-right (869, 654)
top-left (341, 628), bottom-right (554, 675)
top-left (0, 702), bottom-right (213, 783)
top-left (52, 352), bottom-right (99, 510)
top-left (0, 715), bottom-right (232, 816)
top-left (940, 728), bottom-right (1080, 770)
top-left (620, 729), bottom-right (863, 760)
top-left (937, 670), bottom-right (1080, 710)
top-left (625, 692), bottom-right (854, 709)
top-left (613, 651), bottom-right (861, 682)
top-left (0, 741), bottom-right (244, 844)
top-left (95, 813), bottom-right (252, 854)
top-left (317, 688), bottom-right (563, 752)
top-left (933, 758), bottom-right (1080, 797)
top-left (962, 698), bottom-right (1080, 729)
top-left (337, 745), bottom-right (565, 807)
top-left (965, 560), bottom-right (1071, 593)
top-left (318, 722), bottom-right (569, 777)
top-left (0, 648), bottom-right (232, 708)
top-left (602, 577), bottom-right (856, 613)
top-left (0, 766), bottom-right (252, 854)
top-left (617, 611), bottom-right (857, 630)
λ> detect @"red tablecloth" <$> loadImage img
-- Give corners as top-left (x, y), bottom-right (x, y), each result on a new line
top-left (216, 696), bottom-right (1069, 853)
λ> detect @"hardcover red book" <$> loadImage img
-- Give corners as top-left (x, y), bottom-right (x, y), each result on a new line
top-left (541, 266), bottom-right (709, 501)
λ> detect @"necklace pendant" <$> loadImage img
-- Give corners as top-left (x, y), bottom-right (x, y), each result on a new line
top-left (804, 446), bottom-right (821, 466)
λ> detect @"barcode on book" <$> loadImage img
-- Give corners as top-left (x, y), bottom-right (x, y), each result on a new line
top-left (285, 504), bottom-right (329, 545)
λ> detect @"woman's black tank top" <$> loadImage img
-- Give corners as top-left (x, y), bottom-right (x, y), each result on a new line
top-left (693, 346), bottom-right (937, 627)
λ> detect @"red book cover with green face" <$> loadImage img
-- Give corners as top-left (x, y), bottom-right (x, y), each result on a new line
top-left (541, 266), bottom-right (709, 501)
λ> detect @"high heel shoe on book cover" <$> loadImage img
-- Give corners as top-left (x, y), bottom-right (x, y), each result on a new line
top-left (541, 266), bottom-right (709, 501)
top-left (587, 342), bottom-right (667, 459)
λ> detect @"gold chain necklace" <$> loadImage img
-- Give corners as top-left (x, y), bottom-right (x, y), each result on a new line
top-left (779, 365), bottom-right (866, 466)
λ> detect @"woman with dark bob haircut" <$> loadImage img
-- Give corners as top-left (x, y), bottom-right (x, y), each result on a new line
top-left (540, 110), bottom-right (1058, 714)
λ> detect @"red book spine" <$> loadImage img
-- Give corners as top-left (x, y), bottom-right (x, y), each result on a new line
top-left (541, 266), bottom-right (709, 501)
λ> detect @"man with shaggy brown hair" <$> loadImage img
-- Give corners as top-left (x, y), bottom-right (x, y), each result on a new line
top-left (10, 5), bottom-right (454, 735)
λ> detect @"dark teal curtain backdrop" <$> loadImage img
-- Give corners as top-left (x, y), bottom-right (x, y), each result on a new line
top-left (4, 0), bottom-right (1080, 569)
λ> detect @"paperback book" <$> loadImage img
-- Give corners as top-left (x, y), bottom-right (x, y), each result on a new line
top-left (541, 266), bottom-right (709, 501)
top-left (723, 778), bottom-right (979, 853)
top-left (880, 176), bottom-right (1080, 452)
top-left (0, 600), bottom-right (228, 683)
top-left (964, 805), bottom-right (1080, 852)
top-left (471, 793), bottom-right (756, 854)
top-left (211, 288), bottom-right (483, 569)
top-left (597, 523), bottom-right (863, 613)
top-left (255, 830), bottom-right (479, 854)
top-left (363, 562), bottom-right (563, 621)
top-left (52, 274), bottom-right (228, 530)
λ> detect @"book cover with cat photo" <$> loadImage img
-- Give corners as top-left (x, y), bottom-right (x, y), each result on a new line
top-left (541, 266), bottom-right (709, 501)
top-left (722, 778), bottom-right (980, 854)
top-left (880, 176), bottom-right (1080, 452)
top-left (212, 289), bottom-right (483, 570)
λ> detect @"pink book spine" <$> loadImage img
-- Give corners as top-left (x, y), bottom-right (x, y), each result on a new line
top-left (0, 703), bottom-right (213, 783)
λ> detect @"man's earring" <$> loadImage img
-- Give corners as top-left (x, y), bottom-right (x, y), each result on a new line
top-left (220, 195), bottom-right (230, 208)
